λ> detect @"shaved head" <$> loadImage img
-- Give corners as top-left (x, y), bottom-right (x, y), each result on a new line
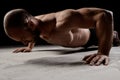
top-left (3, 9), bottom-right (32, 36)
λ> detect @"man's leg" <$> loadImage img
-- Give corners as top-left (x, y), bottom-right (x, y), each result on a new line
top-left (113, 31), bottom-right (120, 46)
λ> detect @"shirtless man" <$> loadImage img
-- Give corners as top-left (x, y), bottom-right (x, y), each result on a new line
top-left (3, 7), bottom-right (119, 66)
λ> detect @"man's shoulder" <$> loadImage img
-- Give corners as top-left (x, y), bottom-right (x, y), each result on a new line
top-left (76, 7), bottom-right (108, 12)
top-left (55, 9), bottom-right (77, 18)
top-left (35, 12), bottom-right (56, 20)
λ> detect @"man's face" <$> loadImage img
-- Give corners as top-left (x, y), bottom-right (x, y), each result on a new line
top-left (8, 27), bottom-right (35, 45)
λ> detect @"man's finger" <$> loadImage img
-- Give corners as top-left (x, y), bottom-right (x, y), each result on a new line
top-left (85, 54), bottom-right (96, 63)
top-left (13, 49), bottom-right (19, 53)
top-left (82, 54), bottom-right (96, 61)
top-left (82, 55), bottom-right (91, 61)
top-left (23, 50), bottom-right (30, 53)
top-left (104, 57), bottom-right (109, 65)
top-left (95, 56), bottom-right (105, 66)
top-left (90, 56), bottom-right (100, 66)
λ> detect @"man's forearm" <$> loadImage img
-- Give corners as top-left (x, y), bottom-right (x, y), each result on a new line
top-left (97, 24), bottom-right (113, 56)
top-left (98, 36), bottom-right (113, 56)
top-left (96, 11), bottom-right (113, 56)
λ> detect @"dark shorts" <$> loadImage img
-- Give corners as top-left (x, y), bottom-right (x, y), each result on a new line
top-left (82, 29), bottom-right (98, 48)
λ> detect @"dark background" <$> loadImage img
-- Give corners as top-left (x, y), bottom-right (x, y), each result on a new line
top-left (0, 0), bottom-right (120, 47)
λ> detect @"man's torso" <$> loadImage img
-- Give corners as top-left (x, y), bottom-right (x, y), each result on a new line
top-left (35, 8), bottom-right (106, 47)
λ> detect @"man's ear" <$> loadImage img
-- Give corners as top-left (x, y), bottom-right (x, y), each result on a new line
top-left (27, 18), bottom-right (36, 31)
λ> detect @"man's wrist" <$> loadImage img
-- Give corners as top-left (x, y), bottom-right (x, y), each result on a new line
top-left (28, 42), bottom-right (35, 49)
top-left (97, 51), bottom-right (109, 56)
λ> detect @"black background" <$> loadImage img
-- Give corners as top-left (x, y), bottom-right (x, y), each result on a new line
top-left (0, 0), bottom-right (120, 47)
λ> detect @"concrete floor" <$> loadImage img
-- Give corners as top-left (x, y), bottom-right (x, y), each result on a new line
top-left (0, 45), bottom-right (120, 80)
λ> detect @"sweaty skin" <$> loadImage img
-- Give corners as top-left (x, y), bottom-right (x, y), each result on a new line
top-left (6, 7), bottom-right (113, 66)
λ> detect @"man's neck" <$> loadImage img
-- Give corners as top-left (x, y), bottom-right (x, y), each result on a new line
top-left (38, 19), bottom-right (55, 36)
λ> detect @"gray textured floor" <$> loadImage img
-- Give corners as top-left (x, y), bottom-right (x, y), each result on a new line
top-left (0, 45), bottom-right (120, 80)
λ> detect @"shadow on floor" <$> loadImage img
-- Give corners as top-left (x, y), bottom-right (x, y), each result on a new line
top-left (25, 46), bottom-right (98, 67)
top-left (26, 56), bottom-right (87, 67)
top-left (62, 47), bottom-right (98, 54)
top-left (33, 46), bottom-right (98, 55)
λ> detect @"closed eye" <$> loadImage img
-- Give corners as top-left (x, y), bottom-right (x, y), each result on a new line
top-left (20, 37), bottom-right (29, 45)
top-left (22, 40), bottom-right (30, 45)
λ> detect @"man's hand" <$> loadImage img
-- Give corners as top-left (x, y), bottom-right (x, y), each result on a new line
top-left (13, 47), bottom-right (32, 53)
top-left (82, 53), bottom-right (109, 66)
top-left (13, 42), bottom-right (35, 53)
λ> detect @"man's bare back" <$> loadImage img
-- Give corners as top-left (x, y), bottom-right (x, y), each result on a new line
top-left (4, 7), bottom-right (115, 65)
top-left (35, 8), bottom-right (106, 47)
